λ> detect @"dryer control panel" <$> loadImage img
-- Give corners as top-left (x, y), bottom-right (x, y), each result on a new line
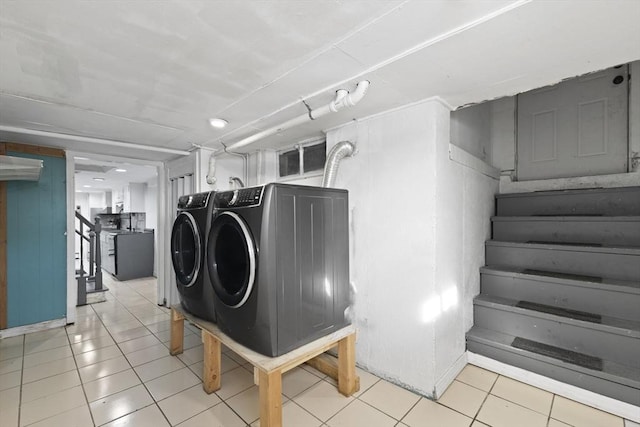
top-left (215, 186), bottom-right (264, 208)
top-left (178, 192), bottom-right (211, 209)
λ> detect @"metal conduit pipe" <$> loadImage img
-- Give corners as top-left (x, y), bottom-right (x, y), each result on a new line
top-left (224, 80), bottom-right (370, 153)
top-left (322, 140), bottom-right (355, 188)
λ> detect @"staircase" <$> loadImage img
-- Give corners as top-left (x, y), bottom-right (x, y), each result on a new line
top-left (466, 186), bottom-right (640, 406)
top-left (75, 211), bottom-right (107, 305)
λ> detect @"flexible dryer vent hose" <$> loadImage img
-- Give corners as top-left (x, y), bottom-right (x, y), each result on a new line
top-left (322, 141), bottom-right (355, 188)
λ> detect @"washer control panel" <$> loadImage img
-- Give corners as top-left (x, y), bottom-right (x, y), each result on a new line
top-left (178, 191), bottom-right (211, 209)
top-left (215, 185), bottom-right (263, 208)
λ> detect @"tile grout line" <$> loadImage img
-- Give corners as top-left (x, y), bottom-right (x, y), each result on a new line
top-left (68, 279), bottom-right (162, 426)
top-left (546, 393), bottom-right (555, 426)
top-left (96, 278), bottom-right (176, 427)
top-left (71, 303), bottom-right (101, 426)
top-left (486, 375), bottom-right (560, 421)
top-left (16, 335), bottom-right (25, 427)
top-left (469, 371), bottom-right (500, 424)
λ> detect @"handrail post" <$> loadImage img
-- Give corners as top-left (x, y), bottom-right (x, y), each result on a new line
top-left (88, 230), bottom-right (95, 277)
top-left (79, 219), bottom-right (84, 274)
top-left (94, 220), bottom-right (103, 291)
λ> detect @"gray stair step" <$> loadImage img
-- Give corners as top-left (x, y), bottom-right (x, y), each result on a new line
top-left (480, 266), bottom-right (640, 322)
top-left (496, 186), bottom-right (640, 217)
top-left (491, 216), bottom-right (640, 246)
top-left (473, 295), bottom-right (640, 368)
top-left (466, 326), bottom-right (640, 406)
top-left (485, 241), bottom-right (640, 282)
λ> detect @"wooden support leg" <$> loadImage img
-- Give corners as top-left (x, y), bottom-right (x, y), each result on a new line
top-left (337, 333), bottom-right (358, 396)
top-left (202, 331), bottom-right (221, 394)
top-left (254, 367), bottom-right (260, 386)
top-left (259, 370), bottom-right (282, 427)
top-left (170, 308), bottom-right (185, 356)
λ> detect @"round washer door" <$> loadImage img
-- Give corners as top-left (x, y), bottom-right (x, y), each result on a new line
top-left (207, 211), bottom-right (256, 308)
top-left (171, 212), bottom-right (201, 288)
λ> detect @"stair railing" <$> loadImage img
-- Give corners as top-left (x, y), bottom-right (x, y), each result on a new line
top-left (75, 211), bottom-right (103, 305)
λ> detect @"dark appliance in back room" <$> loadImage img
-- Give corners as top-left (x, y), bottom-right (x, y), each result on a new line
top-left (97, 212), bottom-right (154, 281)
top-left (170, 191), bottom-right (217, 322)
top-left (207, 183), bottom-right (350, 356)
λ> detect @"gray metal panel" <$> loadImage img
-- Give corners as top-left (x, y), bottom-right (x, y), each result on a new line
top-left (473, 297), bottom-right (640, 368)
top-left (492, 216), bottom-right (640, 246)
top-left (481, 267), bottom-right (640, 322)
top-left (275, 184), bottom-right (350, 355)
top-left (496, 187), bottom-right (640, 216)
top-left (466, 327), bottom-right (640, 406)
top-left (115, 232), bottom-right (154, 281)
top-left (485, 241), bottom-right (640, 281)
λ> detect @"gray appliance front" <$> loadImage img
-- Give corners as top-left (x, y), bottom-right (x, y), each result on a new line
top-left (208, 183), bottom-right (350, 356)
top-left (274, 186), bottom-right (350, 354)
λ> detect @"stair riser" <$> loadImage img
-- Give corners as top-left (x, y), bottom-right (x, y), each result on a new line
top-left (481, 273), bottom-right (640, 322)
top-left (467, 339), bottom-right (640, 406)
top-left (496, 187), bottom-right (640, 216)
top-left (485, 244), bottom-right (640, 282)
top-left (474, 304), bottom-right (640, 367)
top-left (492, 220), bottom-right (640, 246)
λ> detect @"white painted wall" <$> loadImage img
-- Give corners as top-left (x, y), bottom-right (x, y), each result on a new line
top-left (324, 98), bottom-right (497, 398)
top-left (450, 102), bottom-right (492, 162)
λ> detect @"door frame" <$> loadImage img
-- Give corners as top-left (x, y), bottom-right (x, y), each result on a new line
top-left (66, 151), bottom-right (167, 320)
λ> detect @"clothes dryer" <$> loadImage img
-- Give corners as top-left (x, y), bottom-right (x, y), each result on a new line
top-left (171, 191), bottom-right (216, 322)
top-left (207, 183), bottom-right (350, 356)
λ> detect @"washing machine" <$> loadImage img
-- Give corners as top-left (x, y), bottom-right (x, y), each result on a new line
top-left (207, 183), bottom-right (350, 356)
top-left (171, 191), bottom-right (216, 322)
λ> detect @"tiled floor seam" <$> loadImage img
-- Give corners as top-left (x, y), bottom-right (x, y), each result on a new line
top-left (487, 386), bottom-right (556, 420)
top-left (16, 335), bottom-right (25, 427)
top-left (71, 305), bottom-right (101, 427)
top-left (467, 371), bottom-right (501, 425)
top-left (74, 297), bottom-right (150, 420)
top-left (397, 394), bottom-right (423, 425)
top-left (546, 394), bottom-right (556, 427)
top-left (354, 394), bottom-right (405, 422)
top-left (94, 284), bottom-right (176, 427)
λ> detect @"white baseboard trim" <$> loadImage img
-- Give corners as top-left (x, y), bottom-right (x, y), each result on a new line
top-left (0, 318), bottom-right (67, 339)
top-left (467, 351), bottom-right (640, 422)
top-left (434, 351), bottom-right (468, 399)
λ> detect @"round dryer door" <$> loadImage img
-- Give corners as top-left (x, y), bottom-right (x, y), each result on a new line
top-left (171, 212), bottom-right (201, 288)
top-left (207, 212), bottom-right (256, 308)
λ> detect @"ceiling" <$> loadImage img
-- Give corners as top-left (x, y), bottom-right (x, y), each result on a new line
top-left (1, 0), bottom-right (639, 162)
top-left (73, 157), bottom-right (157, 194)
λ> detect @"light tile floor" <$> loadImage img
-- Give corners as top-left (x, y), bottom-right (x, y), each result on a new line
top-left (0, 275), bottom-right (637, 427)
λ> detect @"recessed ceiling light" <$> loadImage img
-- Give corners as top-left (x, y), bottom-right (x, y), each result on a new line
top-left (209, 118), bottom-right (228, 129)
top-left (93, 177), bottom-right (105, 181)
top-left (115, 168), bottom-right (127, 173)
top-left (83, 185), bottom-right (91, 188)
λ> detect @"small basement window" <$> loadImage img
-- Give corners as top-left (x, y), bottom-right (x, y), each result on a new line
top-left (278, 140), bottom-right (326, 178)
top-left (278, 148), bottom-right (300, 177)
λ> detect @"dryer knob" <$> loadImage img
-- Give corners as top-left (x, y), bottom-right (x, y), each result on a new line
top-left (229, 190), bottom-right (238, 205)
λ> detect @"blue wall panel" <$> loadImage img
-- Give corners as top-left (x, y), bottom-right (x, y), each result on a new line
top-left (6, 152), bottom-right (66, 327)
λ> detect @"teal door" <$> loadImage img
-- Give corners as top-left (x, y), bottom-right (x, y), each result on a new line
top-left (6, 151), bottom-right (67, 327)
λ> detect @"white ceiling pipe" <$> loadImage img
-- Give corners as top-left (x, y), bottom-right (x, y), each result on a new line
top-left (0, 125), bottom-right (191, 156)
top-left (223, 80), bottom-right (370, 153)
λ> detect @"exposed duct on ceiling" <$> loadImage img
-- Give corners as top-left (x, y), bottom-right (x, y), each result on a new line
top-left (0, 155), bottom-right (43, 181)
